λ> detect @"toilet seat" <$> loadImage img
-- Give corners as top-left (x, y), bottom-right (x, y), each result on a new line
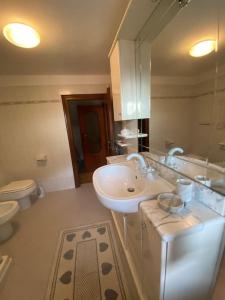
top-left (0, 180), bottom-right (35, 194)
top-left (0, 180), bottom-right (37, 202)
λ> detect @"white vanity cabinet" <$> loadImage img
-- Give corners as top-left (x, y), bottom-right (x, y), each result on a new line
top-left (110, 40), bottom-right (150, 121)
top-left (141, 201), bottom-right (225, 300)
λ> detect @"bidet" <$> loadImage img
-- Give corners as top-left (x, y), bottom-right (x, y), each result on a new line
top-left (0, 201), bottom-right (19, 242)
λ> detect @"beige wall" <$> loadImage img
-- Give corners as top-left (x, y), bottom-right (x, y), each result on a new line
top-left (150, 79), bottom-right (194, 153)
top-left (0, 75), bottom-right (110, 191)
top-left (191, 73), bottom-right (225, 162)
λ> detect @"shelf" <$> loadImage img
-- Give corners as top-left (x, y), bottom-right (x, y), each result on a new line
top-left (117, 133), bottom-right (148, 139)
top-left (116, 141), bottom-right (132, 148)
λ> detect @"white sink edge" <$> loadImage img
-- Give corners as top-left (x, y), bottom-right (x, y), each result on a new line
top-left (93, 162), bottom-right (175, 214)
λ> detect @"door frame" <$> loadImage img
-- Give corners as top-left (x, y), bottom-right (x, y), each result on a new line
top-left (61, 88), bottom-right (114, 187)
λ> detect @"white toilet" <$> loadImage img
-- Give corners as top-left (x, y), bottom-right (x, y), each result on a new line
top-left (0, 180), bottom-right (37, 211)
top-left (0, 201), bottom-right (19, 242)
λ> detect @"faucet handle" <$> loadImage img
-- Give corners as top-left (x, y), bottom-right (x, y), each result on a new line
top-left (146, 166), bottom-right (156, 173)
top-left (144, 166), bottom-right (157, 179)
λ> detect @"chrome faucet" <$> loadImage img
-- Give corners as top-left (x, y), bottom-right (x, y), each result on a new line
top-left (165, 147), bottom-right (184, 166)
top-left (126, 153), bottom-right (149, 172)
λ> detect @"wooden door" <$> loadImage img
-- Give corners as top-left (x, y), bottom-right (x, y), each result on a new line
top-left (77, 105), bottom-right (107, 171)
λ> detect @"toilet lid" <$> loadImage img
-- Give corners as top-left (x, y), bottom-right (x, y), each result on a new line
top-left (0, 180), bottom-right (36, 194)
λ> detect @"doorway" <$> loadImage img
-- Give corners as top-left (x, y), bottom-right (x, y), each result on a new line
top-left (62, 90), bottom-right (114, 187)
top-left (77, 104), bottom-right (107, 171)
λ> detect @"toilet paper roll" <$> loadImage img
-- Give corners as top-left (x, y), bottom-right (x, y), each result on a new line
top-left (176, 178), bottom-right (193, 203)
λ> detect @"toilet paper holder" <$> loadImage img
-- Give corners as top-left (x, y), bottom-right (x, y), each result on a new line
top-left (35, 154), bottom-right (47, 162)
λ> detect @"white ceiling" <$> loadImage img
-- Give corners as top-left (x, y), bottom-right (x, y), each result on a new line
top-left (151, 0), bottom-right (225, 76)
top-left (0, 0), bottom-right (129, 75)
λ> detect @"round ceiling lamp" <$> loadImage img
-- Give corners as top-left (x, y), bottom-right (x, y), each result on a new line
top-left (3, 23), bottom-right (40, 48)
top-left (189, 40), bottom-right (216, 57)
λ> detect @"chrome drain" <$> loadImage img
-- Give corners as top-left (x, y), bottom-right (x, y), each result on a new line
top-left (127, 187), bottom-right (135, 192)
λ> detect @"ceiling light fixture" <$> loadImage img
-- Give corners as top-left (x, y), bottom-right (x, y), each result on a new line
top-left (3, 23), bottom-right (40, 48)
top-left (189, 40), bottom-right (216, 57)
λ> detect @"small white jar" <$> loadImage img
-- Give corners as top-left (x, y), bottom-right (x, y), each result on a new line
top-left (176, 178), bottom-right (193, 204)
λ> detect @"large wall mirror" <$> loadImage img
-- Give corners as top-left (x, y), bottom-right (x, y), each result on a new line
top-left (136, 0), bottom-right (225, 195)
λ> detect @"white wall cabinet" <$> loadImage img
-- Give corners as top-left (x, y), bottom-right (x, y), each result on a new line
top-left (110, 39), bottom-right (150, 121)
top-left (136, 41), bottom-right (151, 119)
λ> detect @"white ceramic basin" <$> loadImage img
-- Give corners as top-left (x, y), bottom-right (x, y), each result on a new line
top-left (93, 163), bottom-right (175, 213)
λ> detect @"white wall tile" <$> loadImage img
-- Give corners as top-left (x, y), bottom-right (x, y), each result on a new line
top-left (0, 76), bottom-right (109, 191)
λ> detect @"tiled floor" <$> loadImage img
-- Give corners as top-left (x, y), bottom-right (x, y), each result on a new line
top-left (0, 183), bottom-right (224, 300)
top-left (0, 184), bottom-right (130, 300)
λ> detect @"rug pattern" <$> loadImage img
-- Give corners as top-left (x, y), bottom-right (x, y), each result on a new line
top-left (47, 221), bottom-right (126, 300)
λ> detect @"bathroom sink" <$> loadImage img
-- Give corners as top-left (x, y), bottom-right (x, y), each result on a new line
top-left (93, 163), bottom-right (175, 213)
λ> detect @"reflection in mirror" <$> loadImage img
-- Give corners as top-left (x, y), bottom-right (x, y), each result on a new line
top-left (138, 0), bottom-right (225, 195)
top-left (213, 0), bottom-right (225, 166)
top-left (150, 0), bottom-right (218, 159)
